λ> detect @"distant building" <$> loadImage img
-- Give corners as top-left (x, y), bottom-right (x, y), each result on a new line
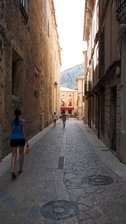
top-left (60, 87), bottom-right (77, 116)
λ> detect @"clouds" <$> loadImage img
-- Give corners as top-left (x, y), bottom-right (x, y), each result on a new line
top-left (54, 0), bottom-right (85, 71)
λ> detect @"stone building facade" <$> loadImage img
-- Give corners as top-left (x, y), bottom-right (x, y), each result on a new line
top-left (0, 0), bottom-right (61, 159)
top-left (116, 0), bottom-right (126, 163)
top-left (83, 0), bottom-right (126, 164)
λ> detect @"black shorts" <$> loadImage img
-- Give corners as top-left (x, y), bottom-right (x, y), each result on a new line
top-left (10, 139), bottom-right (25, 147)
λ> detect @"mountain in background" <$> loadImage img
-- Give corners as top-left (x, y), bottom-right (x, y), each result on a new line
top-left (60, 63), bottom-right (84, 89)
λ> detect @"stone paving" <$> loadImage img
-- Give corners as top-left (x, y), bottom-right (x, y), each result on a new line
top-left (0, 119), bottom-right (126, 223)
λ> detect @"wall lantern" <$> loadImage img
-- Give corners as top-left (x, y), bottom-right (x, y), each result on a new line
top-left (54, 81), bottom-right (58, 87)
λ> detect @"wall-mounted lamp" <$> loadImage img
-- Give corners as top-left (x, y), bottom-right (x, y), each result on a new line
top-left (54, 81), bottom-right (58, 87)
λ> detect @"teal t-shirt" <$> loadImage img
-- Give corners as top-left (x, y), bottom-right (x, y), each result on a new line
top-left (11, 118), bottom-right (25, 139)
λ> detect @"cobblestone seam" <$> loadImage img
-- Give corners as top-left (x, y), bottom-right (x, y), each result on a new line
top-left (54, 130), bottom-right (78, 224)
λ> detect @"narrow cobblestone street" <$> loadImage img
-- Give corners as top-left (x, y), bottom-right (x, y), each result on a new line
top-left (0, 119), bottom-right (126, 224)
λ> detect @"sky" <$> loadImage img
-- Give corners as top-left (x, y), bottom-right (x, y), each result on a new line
top-left (54, 0), bottom-right (85, 72)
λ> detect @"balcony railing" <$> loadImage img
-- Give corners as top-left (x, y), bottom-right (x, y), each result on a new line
top-left (116, 0), bottom-right (126, 23)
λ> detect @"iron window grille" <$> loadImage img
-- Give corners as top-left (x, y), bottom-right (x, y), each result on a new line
top-left (116, 0), bottom-right (126, 14)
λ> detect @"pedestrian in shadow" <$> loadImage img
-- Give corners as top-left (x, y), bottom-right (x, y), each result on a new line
top-left (61, 111), bottom-right (67, 127)
top-left (10, 109), bottom-right (27, 179)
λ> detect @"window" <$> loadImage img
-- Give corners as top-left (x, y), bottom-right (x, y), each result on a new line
top-left (12, 50), bottom-right (23, 97)
top-left (12, 49), bottom-right (23, 109)
top-left (68, 98), bottom-right (72, 106)
top-left (68, 99), bottom-right (72, 106)
top-left (33, 69), bottom-right (39, 97)
top-left (99, 27), bottom-right (105, 78)
top-left (103, 0), bottom-right (107, 8)
top-left (61, 99), bottom-right (65, 106)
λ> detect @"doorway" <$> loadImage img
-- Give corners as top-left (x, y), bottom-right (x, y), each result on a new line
top-left (110, 86), bottom-right (116, 152)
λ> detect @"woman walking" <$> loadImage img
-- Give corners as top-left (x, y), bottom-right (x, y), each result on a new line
top-left (10, 109), bottom-right (26, 179)
top-left (61, 111), bottom-right (67, 127)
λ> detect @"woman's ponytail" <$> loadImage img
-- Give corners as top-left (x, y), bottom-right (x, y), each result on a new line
top-left (14, 109), bottom-right (21, 126)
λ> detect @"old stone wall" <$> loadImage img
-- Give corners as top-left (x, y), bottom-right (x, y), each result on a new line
top-left (83, 0), bottom-right (122, 161)
top-left (0, 0), bottom-right (61, 159)
top-left (0, 0), bottom-right (8, 158)
top-left (100, 1), bottom-right (121, 154)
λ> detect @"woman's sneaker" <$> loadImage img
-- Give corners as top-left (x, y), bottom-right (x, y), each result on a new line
top-left (12, 172), bottom-right (16, 179)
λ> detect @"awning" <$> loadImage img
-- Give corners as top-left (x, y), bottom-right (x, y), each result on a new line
top-left (60, 106), bottom-right (74, 111)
